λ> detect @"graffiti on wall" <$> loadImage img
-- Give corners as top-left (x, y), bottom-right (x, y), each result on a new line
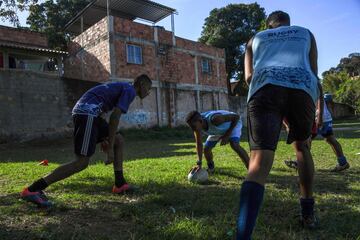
top-left (121, 110), bottom-right (150, 125)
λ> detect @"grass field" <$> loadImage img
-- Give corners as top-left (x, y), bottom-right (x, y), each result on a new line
top-left (0, 126), bottom-right (359, 240)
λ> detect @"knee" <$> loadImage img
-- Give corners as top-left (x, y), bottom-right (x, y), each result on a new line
top-left (74, 157), bottom-right (89, 171)
top-left (204, 146), bottom-right (213, 154)
top-left (114, 134), bottom-right (124, 147)
top-left (230, 141), bottom-right (239, 150)
top-left (294, 141), bottom-right (310, 152)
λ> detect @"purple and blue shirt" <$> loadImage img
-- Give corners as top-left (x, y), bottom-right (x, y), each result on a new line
top-left (72, 82), bottom-right (136, 117)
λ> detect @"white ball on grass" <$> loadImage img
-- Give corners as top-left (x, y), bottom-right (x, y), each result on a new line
top-left (188, 168), bottom-right (209, 183)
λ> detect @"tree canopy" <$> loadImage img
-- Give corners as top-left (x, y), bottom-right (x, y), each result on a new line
top-left (199, 3), bottom-right (266, 95)
top-left (0, 0), bottom-right (37, 26)
top-left (27, 0), bottom-right (91, 50)
top-left (322, 53), bottom-right (360, 113)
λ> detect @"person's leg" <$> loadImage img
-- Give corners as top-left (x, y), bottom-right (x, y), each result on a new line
top-left (41, 155), bottom-right (90, 186)
top-left (204, 146), bottom-right (215, 170)
top-left (22, 115), bottom-right (97, 207)
top-left (113, 133), bottom-right (127, 188)
top-left (237, 150), bottom-right (274, 240)
top-left (286, 89), bottom-right (316, 228)
top-left (237, 84), bottom-right (285, 240)
top-left (325, 135), bottom-right (346, 162)
top-left (325, 135), bottom-right (350, 171)
top-left (294, 140), bottom-right (314, 198)
top-left (203, 136), bottom-right (218, 172)
top-left (229, 140), bottom-right (249, 169)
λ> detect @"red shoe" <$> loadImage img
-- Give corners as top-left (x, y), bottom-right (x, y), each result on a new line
top-left (20, 188), bottom-right (52, 208)
top-left (112, 183), bottom-right (134, 194)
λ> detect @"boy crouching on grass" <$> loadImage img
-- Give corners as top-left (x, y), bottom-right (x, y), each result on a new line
top-left (21, 74), bottom-right (152, 208)
top-left (186, 110), bottom-right (249, 173)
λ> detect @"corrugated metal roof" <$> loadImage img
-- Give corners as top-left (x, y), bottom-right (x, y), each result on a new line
top-left (0, 41), bottom-right (68, 55)
top-left (65, 0), bottom-right (176, 35)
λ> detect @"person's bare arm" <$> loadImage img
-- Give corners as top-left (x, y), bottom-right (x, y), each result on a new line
top-left (107, 108), bottom-right (122, 163)
top-left (316, 82), bottom-right (324, 128)
top-left (309, 31), bottom-right (318, 76)
top-left (190, 130), bottom-right (203, 172)
top-left (244, 37), bottom-right (254, 86)
top-left (211, 113), bottom-right (240, 145)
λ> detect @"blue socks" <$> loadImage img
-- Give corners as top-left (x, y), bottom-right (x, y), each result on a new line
top-left (337, 156), bottom-right (347, 166)
top-left (236, 181), bottom-right (265, 240)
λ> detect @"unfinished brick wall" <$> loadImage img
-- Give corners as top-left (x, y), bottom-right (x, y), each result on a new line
top-left (0, 26), bottom-right (48, 48)
top-left (64, 17), bottom-right (110, 83)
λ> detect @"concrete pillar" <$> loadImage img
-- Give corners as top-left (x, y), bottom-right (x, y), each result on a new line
top-left (171, 13), bottom-right (176, 46)
top-left (108, 15), bottom-right (116, 80)
top-left (57, 56), bottom-right (63, 76)
top-left (3, 50), bottom-right (9, 69)
top-left (154, 26), bottom-right (162, 126)
top-left (80, 16), bottom-right (84, 80)
top-left (194, 55), bottom-right (200, 111)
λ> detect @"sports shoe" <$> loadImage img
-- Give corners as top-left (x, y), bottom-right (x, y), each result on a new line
top-left (300, 214), bottom-right (318, 229)
top-left (112, 183), bottom-right (135, 194)
top-left (207, 161), bottom-right (215, 174)
top-left (20, 188), bottom-right (52, 208)
top-left (284, 160), bottom-right (298, 170)
top-left (330, 162), bottom-right (350, 172)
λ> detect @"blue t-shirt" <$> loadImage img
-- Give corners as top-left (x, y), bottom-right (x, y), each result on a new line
top-left (72, 82), bottom-right (136, 116)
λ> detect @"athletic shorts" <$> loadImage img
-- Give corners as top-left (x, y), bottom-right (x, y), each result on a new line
top-left (318, 121), bottom-right (333, 137)
top-left (247, 84), bottom-right (315, 151)
top-left (204, 121), bottom-right (242, 148)
top-left (73, 114), bottom-right (109, 157)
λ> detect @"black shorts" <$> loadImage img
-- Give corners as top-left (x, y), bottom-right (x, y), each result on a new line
top-left (247, 84), bottom-right (315, 151)
top-left (73, 114), bottom-right (109, 157)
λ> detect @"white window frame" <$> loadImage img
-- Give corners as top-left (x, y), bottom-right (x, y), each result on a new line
top-left (201, 58), bottom-right (212, 74)
top-left (126, 44), bottom-right (143, 65)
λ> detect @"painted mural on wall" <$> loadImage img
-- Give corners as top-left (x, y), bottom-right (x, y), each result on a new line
top-left (121, 110), bottom-right (151, 126)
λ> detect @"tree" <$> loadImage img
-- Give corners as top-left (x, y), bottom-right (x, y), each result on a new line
top-left (199, 3), bottom-right (266, 95)
top-left (26, 0), bottom-right (90, 50)
top-left (323, 71), bottom-right (360, 113)
top-left (0, 0), bottom-right (38, 26)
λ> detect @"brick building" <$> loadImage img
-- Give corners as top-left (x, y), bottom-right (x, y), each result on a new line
top-left (64, 0), bottom-right (230, 128)
top-left (0, 25), bottom-right (65, 73)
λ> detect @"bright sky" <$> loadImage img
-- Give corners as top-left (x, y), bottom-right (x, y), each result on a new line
top-left (4, 0), bottom-right (360, 75)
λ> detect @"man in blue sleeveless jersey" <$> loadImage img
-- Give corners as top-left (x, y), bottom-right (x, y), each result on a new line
top-left (185, 110), bottom-right (249, 173)
top-left (21, 74), bottom-right (152, 208)
top-left (285, 93), bottom-right (350, 172)
top-left (236, 11), bottom-right (321, 239)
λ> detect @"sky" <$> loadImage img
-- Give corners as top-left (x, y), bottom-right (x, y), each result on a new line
top-left (3, 0), bottom-right (360, 75)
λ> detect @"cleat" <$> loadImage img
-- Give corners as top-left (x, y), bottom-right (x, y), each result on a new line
top-left (112, 183), bottom-right (135, 194)
top-left (300, 214), bottom-right (318, 229)
top-left (331, 162), bottom-right (350, 172)
top-left (21, 188), bottom-right (52, 208)
top-left (284, 160), bottom-right (298, 170)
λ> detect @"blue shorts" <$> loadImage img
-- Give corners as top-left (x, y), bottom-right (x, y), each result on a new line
top-left (204, 121), bottom-right (242, 148)
top-left (318, 121), bottom-right (333, 137)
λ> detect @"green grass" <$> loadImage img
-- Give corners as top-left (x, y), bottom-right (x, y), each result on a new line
top-left (1, 127), bottom-right (360, 240)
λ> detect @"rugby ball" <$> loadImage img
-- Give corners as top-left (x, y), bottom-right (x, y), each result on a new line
top-left (188, 168), bottom-right (209, 183)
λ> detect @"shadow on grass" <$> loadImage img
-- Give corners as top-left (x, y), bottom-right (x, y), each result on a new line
top-left (2, 170), bottom-right (360, 240)
top-left (0, 139), bottom-right (196, 164)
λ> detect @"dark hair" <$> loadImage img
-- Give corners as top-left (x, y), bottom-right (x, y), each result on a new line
top-left (266, 11), bottom-right (290, 28)
top-left (134, 74), bottom-right (152, 88)
top-left (185, 111), bottom-right (201, 125)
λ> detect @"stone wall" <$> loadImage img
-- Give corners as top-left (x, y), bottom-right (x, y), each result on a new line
top-left (0, 70), bottom-right (96, 142)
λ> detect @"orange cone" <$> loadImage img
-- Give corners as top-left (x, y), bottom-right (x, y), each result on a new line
top-left (39, 159), bottom-right (49, 166)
